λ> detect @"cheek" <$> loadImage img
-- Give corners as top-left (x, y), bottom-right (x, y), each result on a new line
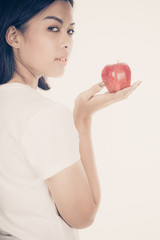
top-left (22, 34), bottom-right (58, 65)
top-left (19, 33), bottom-right (67, 77)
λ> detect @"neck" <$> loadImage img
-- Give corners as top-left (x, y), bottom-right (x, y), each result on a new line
top-left (11, 54), bottom-right (41, 90)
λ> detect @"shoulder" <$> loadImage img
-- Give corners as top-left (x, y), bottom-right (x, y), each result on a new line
top-left (29, 98), bottom-right (72, 122)
top-left (13, 86), bottom-right (73, 132)
top-left (19, 86), bottom-right (72, 119)
top-left (29, 102), bottom-right (73, 129)
top-left (24, 92), bottom-right (73, 130)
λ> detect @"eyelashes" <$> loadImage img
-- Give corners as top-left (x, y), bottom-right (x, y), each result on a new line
top-left (48, 26), bottom-right (75, 35)
top-left (68, 29), bottom-right (75, 35)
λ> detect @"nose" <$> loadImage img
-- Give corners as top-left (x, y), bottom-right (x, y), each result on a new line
top-left (61, 30), bottom-right (72, 50)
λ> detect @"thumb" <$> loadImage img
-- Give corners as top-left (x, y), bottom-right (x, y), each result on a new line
top-left (85, 81), bottom-right (105, 99)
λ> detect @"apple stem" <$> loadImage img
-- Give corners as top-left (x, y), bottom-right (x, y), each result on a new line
top-left (117, 59), bottom-right (119, 63)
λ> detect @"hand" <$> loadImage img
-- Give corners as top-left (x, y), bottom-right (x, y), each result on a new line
top-left (73, 81), bottom-right (142, 129)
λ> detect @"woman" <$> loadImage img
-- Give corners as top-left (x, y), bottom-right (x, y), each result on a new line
top-left (0, 0), bottom-right (141, 239)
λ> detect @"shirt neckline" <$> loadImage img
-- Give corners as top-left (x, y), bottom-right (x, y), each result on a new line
top-left (0, 82), bottom-right (37, 91)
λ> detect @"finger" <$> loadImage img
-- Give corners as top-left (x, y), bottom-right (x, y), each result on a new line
top-left (131, 81), bottom-right (142, 89)
top-left (127, 81), bottom-right (142, 94)
top-left (83, 81), bottom-right (105, 99)
top-left (118, 81), bottom-right (142, 94)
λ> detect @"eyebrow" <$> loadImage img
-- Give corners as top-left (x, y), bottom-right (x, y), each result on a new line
top-left (42, 16), bottom-right (75, 26)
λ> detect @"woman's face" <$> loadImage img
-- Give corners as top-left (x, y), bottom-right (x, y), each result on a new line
top-left (16, 0), bottom-right (75, 78)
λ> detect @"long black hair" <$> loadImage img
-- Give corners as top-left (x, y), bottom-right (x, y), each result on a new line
top-left (0, 0), bottom-right (74, 90)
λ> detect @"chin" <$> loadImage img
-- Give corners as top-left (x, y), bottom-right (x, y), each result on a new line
top-left (49, 69), bottom-right (65, 78)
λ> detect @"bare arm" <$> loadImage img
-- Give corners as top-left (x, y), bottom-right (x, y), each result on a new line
top-left (46, 81), bottom-right (141, 229)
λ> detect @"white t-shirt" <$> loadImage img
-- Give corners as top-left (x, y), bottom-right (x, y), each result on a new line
top-left (0, 82), bottom-right (81, 240)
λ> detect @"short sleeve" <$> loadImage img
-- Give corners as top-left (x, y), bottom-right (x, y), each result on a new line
top-left (20, 104), bottom-right (80, 180)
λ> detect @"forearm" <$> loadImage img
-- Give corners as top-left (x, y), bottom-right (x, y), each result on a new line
top-left (77, 118), bottom-right (101, 208)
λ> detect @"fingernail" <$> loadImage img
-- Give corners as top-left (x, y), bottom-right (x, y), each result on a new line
top-left (99, 81), bottom-right (105, 87)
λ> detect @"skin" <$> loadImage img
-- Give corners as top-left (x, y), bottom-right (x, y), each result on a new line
top-left (5, 0), bottom-right (74, 89)
top-left (5, 0), bottom-right (142, 228)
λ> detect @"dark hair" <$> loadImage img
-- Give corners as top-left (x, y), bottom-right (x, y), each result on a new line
top-left (0, 0), bottom-right (73, 90)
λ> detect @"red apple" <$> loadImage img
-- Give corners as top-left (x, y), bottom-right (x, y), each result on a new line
top-left (101, 62), bottom-right (131, 93)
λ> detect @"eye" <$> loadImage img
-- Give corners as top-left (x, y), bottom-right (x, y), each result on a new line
top-left (48, 26), bottom-right (59, 32)
top-left (67, 29), bottom-right (75, 35)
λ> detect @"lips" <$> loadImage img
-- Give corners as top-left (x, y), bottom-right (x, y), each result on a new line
top-left (55, 56), bottom-right (68, 62)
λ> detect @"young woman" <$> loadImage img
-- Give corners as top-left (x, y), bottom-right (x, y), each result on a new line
top-left (0, 0), bottom-right (141, 239)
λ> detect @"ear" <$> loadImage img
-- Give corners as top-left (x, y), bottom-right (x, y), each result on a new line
top-left (5, 25), bottom-right (21, 49)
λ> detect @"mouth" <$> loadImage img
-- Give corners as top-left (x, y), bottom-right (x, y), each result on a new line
top-left (55, 56), bottom-right (68, 64)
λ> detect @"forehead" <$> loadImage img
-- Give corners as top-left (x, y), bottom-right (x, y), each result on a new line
top-left (28, 0), bottom-right (73, 25)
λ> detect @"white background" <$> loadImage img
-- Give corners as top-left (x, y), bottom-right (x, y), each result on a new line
top-left (39, 0), bottom-right (160, 239)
